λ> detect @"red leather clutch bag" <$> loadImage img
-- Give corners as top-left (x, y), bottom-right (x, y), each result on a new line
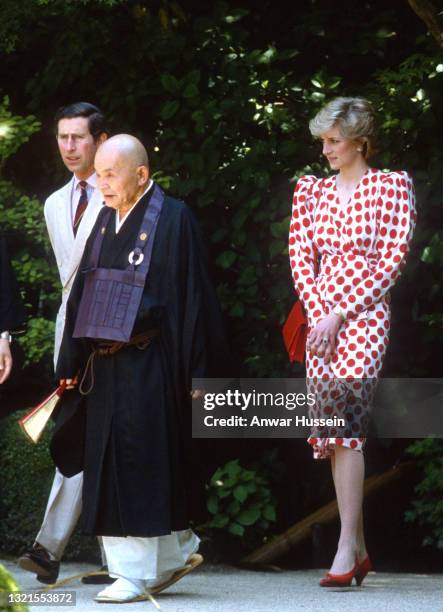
top-left (282, 300), bottom-right (307, 363)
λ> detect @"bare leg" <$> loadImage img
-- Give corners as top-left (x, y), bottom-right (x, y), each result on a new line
top-left (357, 509), bottom-right (367, 561)
top-left (328, 445), bottom-right (364, 574)
top-left (332, 450), bottom-right (368, 562)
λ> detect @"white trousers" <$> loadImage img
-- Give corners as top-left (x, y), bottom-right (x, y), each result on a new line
top-left (36, 468), bottom-right (106, 564)
top-left (103, 530), bottom-right (200, 580)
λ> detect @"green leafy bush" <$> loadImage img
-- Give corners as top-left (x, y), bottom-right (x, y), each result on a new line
top-left (0, 0), bottom-right (442, 565)
top-left (0, 3), bottom-right (442, 379)
top-left (0, 564), bottom-right (28, 612)
top-left (202, 454), bottom-right (280, 547)
top-left (18, 318), bottom-right (55, 367)
top-left (405, 439), bottom-right (443, 548)
top-left (0, 96), bottom-right (40, 163)
top-left (0, 411), bottom-right (98, 562)
top-left (0, 410), bottom-right (54, 554)
top-left (0, 98), bottom-right (59, 376)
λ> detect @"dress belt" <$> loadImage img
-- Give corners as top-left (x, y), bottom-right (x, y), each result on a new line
top-left (79, 329), bottom-right (160, 396)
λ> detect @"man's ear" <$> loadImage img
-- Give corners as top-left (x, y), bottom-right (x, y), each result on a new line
top-left (137, 165), bottom-right (150, 186)
top-left (97, 132), bottom-right (108, 145)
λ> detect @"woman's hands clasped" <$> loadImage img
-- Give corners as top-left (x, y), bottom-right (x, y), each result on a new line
top-left (307, 312), bottom-right (344, 364)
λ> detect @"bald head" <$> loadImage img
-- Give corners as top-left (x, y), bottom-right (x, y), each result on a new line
top-left (97, 134), bottom-right (149, 168)
top-left (95, 134), bottom-right (150, 214)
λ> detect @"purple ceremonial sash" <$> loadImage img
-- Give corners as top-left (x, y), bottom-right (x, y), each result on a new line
top-left (73, 183), bottom-right (164, 342)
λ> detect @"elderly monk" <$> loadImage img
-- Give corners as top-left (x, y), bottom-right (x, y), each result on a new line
top-left (55, 135), bottom-right (226, 603)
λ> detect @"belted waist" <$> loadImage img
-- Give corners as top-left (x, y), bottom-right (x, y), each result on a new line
top-left (94, 328), bottom-right (160, 356)
top-left (79, 329), bottom-right (159, 395)
top-left (317, 251), bottom-right (379, 309)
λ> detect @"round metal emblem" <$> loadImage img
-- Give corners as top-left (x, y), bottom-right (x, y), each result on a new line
top-left (128, 248), bottom-right (144, 266)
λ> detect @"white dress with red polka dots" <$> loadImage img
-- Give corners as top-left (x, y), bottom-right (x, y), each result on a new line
top-left (289, 168), bottom-right (416, 459)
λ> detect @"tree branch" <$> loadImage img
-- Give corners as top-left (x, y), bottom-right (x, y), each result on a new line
top-left (408, 0), bottom-right (443, 49)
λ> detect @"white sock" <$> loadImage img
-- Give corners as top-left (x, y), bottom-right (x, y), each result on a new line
top-left (103, 577), bottom-right (145, 593)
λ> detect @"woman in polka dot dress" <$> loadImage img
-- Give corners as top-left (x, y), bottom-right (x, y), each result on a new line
top-left (289, 97), bottom-right (416, 586)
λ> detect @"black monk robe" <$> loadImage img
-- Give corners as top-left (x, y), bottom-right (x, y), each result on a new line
top-left (55, 186), bottom-right (228, 537)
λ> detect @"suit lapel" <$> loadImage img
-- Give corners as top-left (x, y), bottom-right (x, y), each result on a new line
top-left (52, 179), bottom-right (75, 287)
top-left (57, 177), bottom-right (75, 244)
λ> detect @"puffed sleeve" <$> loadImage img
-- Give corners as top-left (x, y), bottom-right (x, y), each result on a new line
top-left (289, 175), bottom-right (326, 327)
top-left (337, 171), bottom-right (417, 319)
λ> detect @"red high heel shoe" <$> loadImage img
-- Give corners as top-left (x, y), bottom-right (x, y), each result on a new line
top-left (319, 560), bottom-right (359, 587)
top-left (355, 555), bottom-right (372, 586)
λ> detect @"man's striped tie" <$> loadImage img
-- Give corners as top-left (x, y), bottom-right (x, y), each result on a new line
top-left (73, 180), bottom-right (88, 236)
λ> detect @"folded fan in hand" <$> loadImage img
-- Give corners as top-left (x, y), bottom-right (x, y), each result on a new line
top-left (18, 382), bottom-right (67, 443)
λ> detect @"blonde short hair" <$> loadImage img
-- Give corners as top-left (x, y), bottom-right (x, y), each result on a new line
top-left (309, 97), bottom-right (377, 158)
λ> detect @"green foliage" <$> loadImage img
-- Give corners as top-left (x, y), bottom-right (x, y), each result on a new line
top-left (419, 230), bottom-right (443, 340)
top-left (369, 54), bottom-right (443, 371)
top-left (0, 97), bottom-right (40, 165)
top-left (405, 439), bottom-right (443, 549)
top-left (0, 564), bottom-right (28, 612)
top-left (0, 98), bottom-right (58, 372)
top-left (18, 318), bottom-right (55, 366)
top-left (202, 453), bottom-right (281, 547)
top-left (0, 411), bottom-right (55, 554)
top-left (0, 0), bottom-right (441, 566)
top-left (0, 1), bottom-right (441, 377)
